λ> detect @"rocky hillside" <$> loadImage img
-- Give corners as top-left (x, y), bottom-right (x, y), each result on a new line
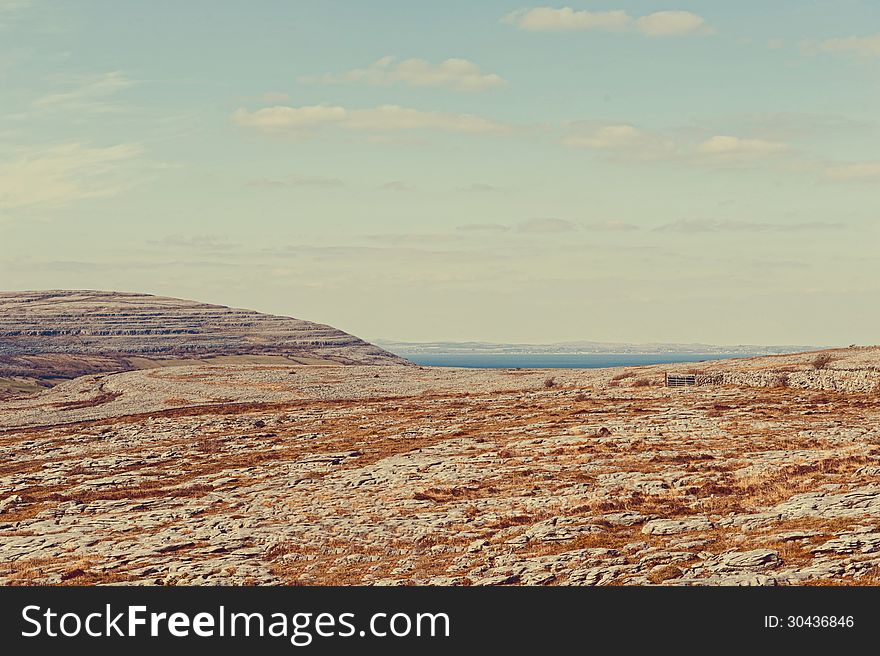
top-left (1, 349), bottom-right (880, 585)
top-left (0, 290), bottom-right (406, 389)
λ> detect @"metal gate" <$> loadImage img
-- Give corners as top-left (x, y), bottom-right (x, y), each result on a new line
top-left (665, 373), bottom-right (697, 387)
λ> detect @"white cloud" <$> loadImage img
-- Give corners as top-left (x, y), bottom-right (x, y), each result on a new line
top-left (34, 71), bottom-right (134, 113)
top-left (347, 106), bottom-right (507, 133)
top-left (503, 7), bottom-right (712, 37)
top-left (697, 135), bottom-right (788, 158)
top-left (0, 142), bottom-right (143, 211)
top-left (566, 124), bottom-right (648, 148)
top-left (502, 7), bottom-right (630, 32)
top-left (722, 112), bottom-right (872, 140)
top-left (563, 123), bottom-right (674, 159)
top-left (819, 34), bottom-right (880, 58)
top-left (309, 56), bottom-right (505, 92)
top-left (564, 126), bottom-right (792, 165)
top-left (232, 104), bottom-right (509, 135)
top-left (825, 161), bottom-right (880, 182)
top-left (231, 105), bottom-right (347, 130)
top-left (564, 124), bottom-right (641, 148)
top-left (634, 11), bottom-right (713, 37)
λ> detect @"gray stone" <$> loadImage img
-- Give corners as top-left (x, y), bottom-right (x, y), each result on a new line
top-left (642, 517), bottom-right (714, 536)
top-left (721, 550), bottom-right (780, 569)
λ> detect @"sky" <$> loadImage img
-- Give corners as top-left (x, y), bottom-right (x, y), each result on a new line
top-left (1, 1), bottom-right (878, 346)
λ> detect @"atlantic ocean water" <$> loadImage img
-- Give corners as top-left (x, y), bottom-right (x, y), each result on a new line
top-left (403, 353), bottom-right (753, 368)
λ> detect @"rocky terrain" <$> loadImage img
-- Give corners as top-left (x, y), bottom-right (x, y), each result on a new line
top-left (0, 291), bottom-right (405, 395)
top-left (2, 342), bottom-right (880, 586)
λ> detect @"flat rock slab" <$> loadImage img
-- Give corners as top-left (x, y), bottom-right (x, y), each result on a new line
top-left (642, 517), bottom-right (714, 536)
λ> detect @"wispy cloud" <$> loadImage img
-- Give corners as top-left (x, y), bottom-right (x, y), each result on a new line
top-left (634, 11), bottom-right (713, 37)
top-left (362, 232), bottom-right (462, 246)
top-left (824, 161), bottom-right (880, 182)
top-left (231, 104), bottom-right (510, 135)
top-left (0, 0), bottom-right (30, 27)
top-left (696, 135), bottom-right (788, 158)
top-left (0, 142), bottom-right (143, 212)
top-left (305, 56), bottom-right (506, 92)
top-left (503, 7), bottom-right (713, 37)
top-left (380, 180), bottom-right (414, 192)
top-left (655, 219), bottom-right (846, 233)
top-left (503, 7), bottom-right (629, 32)
top-left (563, 122), bottom-right (674, 159)
top-left (34, 71), bottom-right (135, 114)
top-left (564, 124), bottom-right (788, 164)
top-left (459, 182), bottom-right (501, 193)
top-left (819, 33), bottom-right (880, 58)
top-left (150, 234), bottom-right (235, 251)
top-left (700, 112), bottom-right (874, 140)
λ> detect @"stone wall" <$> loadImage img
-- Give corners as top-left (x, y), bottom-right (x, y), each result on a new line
top-left (718, 369), bottom-right (879, 394)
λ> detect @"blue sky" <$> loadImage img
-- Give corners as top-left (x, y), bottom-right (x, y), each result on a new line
top-left (1, 1), bottom-right (878, 345)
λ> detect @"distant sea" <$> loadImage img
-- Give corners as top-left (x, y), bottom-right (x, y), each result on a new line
top-left (403, 353), bottom-right (754, 369)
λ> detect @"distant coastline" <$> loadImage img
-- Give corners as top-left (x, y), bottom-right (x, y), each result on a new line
top-left (375, 339), bottom-right (820, 369)
top-left (394, 352), bottom-right (758, 369)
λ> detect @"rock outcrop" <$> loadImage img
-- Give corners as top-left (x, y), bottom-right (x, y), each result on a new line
top-left (0, 290), bottom-right (407, 387)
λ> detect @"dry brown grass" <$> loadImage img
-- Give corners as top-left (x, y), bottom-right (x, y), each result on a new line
top-left (690, 454), bottom-right (872, 515)
top-left (0, 557), bottom-right (136, 586)
top-left (487, 514), bottom-right (534, 530)
top-left (648, 564), bottom-right (684, 584)
top-left (771, 373), bottom-right (790, 388)
top-left (196, 435), bottom-right (223, 453)
top-left (413, 486), bottom-right (485, 503)
top-left (51, 391), bottom-right (121, 410)
top-left (4, 358), bottom-right (879, 586)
